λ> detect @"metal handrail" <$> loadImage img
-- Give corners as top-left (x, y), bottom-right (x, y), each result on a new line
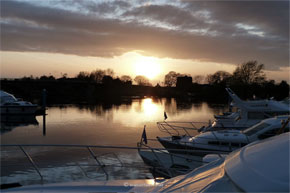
top-left (1, 144), bottom-right (230, 182)
top-left (18, 146), bottom-right (43, 184)
top-left (157, 121), bottom-right (208, 137)
top-left (87, 147), bottom-right (109, 180)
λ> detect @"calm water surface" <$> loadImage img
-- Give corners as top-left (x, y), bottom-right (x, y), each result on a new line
top-left (1, 98), bottom-right (227, 185)
top-left (2, 98), bottom-right (227, 145)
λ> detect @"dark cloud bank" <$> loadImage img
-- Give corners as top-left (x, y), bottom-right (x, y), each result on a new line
top-left (1, 0), bottom-right (289, 70)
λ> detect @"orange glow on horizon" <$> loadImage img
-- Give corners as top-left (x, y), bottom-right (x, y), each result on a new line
top-left (2, 51), bottom-right (287, 84)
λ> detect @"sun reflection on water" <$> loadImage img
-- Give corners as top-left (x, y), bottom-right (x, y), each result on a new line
top-left (142, 98), bottom-right (159, 117)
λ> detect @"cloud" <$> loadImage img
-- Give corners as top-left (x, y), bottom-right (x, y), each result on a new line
top-left (1, 0), bottom-right (289, 70)
top-left (187, 1), bottom-right (289, 39)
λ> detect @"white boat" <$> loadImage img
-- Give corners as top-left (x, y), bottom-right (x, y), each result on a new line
top-left (157, 115), bottom-right (289, 156)
top-left (138, 147), bottom-right (227, 178)
top-left (0, 90), bottom-right (37, 114)
top-left (157, 88), bottom-right (289, 135)
top-left (137, 140), bottom-right (227, 178)
top-left (138, 150), bottom-right (203, 178)
top-left (203, 88), bottom-right (290, 131)
top-left (3, 132), bottom-right (289, 192)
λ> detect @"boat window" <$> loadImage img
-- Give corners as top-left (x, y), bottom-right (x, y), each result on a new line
top-left (208, 141), bottom-right (219, 145)
top-left (242, 122), bottom-right (271, 136)
top-left (221, 142), bottom-right (229, 146)
top-left (247, 112), bottom-right (266, 119)
top-left (231, 143), bottom-right (240, 147)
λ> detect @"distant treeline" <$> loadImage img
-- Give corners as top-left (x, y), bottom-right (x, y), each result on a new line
top-left (1, 61), bottom-right (289, 104)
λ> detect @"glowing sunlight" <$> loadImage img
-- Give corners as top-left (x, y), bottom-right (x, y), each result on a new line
top-left (134, 56), bottom-right (162, 79)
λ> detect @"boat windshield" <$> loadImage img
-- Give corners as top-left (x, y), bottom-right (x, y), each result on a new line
top-left (242, 122), bottom-right (271, 136)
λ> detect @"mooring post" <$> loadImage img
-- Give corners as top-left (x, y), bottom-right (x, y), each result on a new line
top-left (42, 89), bottom-right (47, 136)
top-left (42, 89), bottom-right (47, 111)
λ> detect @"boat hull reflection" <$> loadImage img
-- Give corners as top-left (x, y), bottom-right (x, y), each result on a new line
top-left (1, 115), bottom-right (38, 134)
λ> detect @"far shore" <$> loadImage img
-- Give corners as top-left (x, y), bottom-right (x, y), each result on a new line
top-left (1, 78), bottom-right (288, 105)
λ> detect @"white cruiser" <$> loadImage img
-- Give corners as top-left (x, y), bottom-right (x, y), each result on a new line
top-left (3, 132), bottom-right (289, 192)
top-left (0, 90), bottom-right (37, 114)
top-left (157, 115), bottom-right (289, 156)
top-left (202, 88), bottom-right (290, 131)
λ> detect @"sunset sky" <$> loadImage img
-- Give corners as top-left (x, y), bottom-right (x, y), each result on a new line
top-left (1, 0), bottom-right (289, 84)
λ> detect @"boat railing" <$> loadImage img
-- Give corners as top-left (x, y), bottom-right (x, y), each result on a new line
top-left (157, 121), bottom-right (208, 137)
top-left (1, 144), bottom-right (150, 185)
top-left (1, 144), bottom-right (229, 184)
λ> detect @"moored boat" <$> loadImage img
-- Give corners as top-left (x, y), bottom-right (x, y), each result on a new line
top-left (0, 90), bottom-right (38, 115)
top-left (157, 115), bottom-right (289, 156)
top-left (202, 88), bottom-right (290, 131)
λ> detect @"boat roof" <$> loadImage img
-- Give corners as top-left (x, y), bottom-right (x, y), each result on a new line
top-left (225, 132), bottom-right (289, 192)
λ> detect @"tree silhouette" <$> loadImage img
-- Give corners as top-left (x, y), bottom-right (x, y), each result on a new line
top-left (193, 75), bottom-right (204, 84)
top-left (134, 75), bottom-right (152, 86)
top-left (89, 70), bottom-right (105, 83)
top-left (164, 71), bottom-right (180, 87)
top-left (120, 75), bottom-right (132, 85)
top-left (232, 61), bottom-right (266, 85)
top-left (76, 71), bottom-right (90, 80)
top-left (105, 68), bottom-right (115, 78)
top-left (89, 68), bottom-right (115, 83)
top-left (207, 71), bottom-right (232, 85)
top-left (120, 75), bottom-right (132, 82)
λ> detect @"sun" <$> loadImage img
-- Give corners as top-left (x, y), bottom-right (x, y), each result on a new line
top-left (134, 56), bottom-right (162, 79)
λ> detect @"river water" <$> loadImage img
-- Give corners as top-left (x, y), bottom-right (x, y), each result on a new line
top-left (1, 98), bottom-right (227, 185)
